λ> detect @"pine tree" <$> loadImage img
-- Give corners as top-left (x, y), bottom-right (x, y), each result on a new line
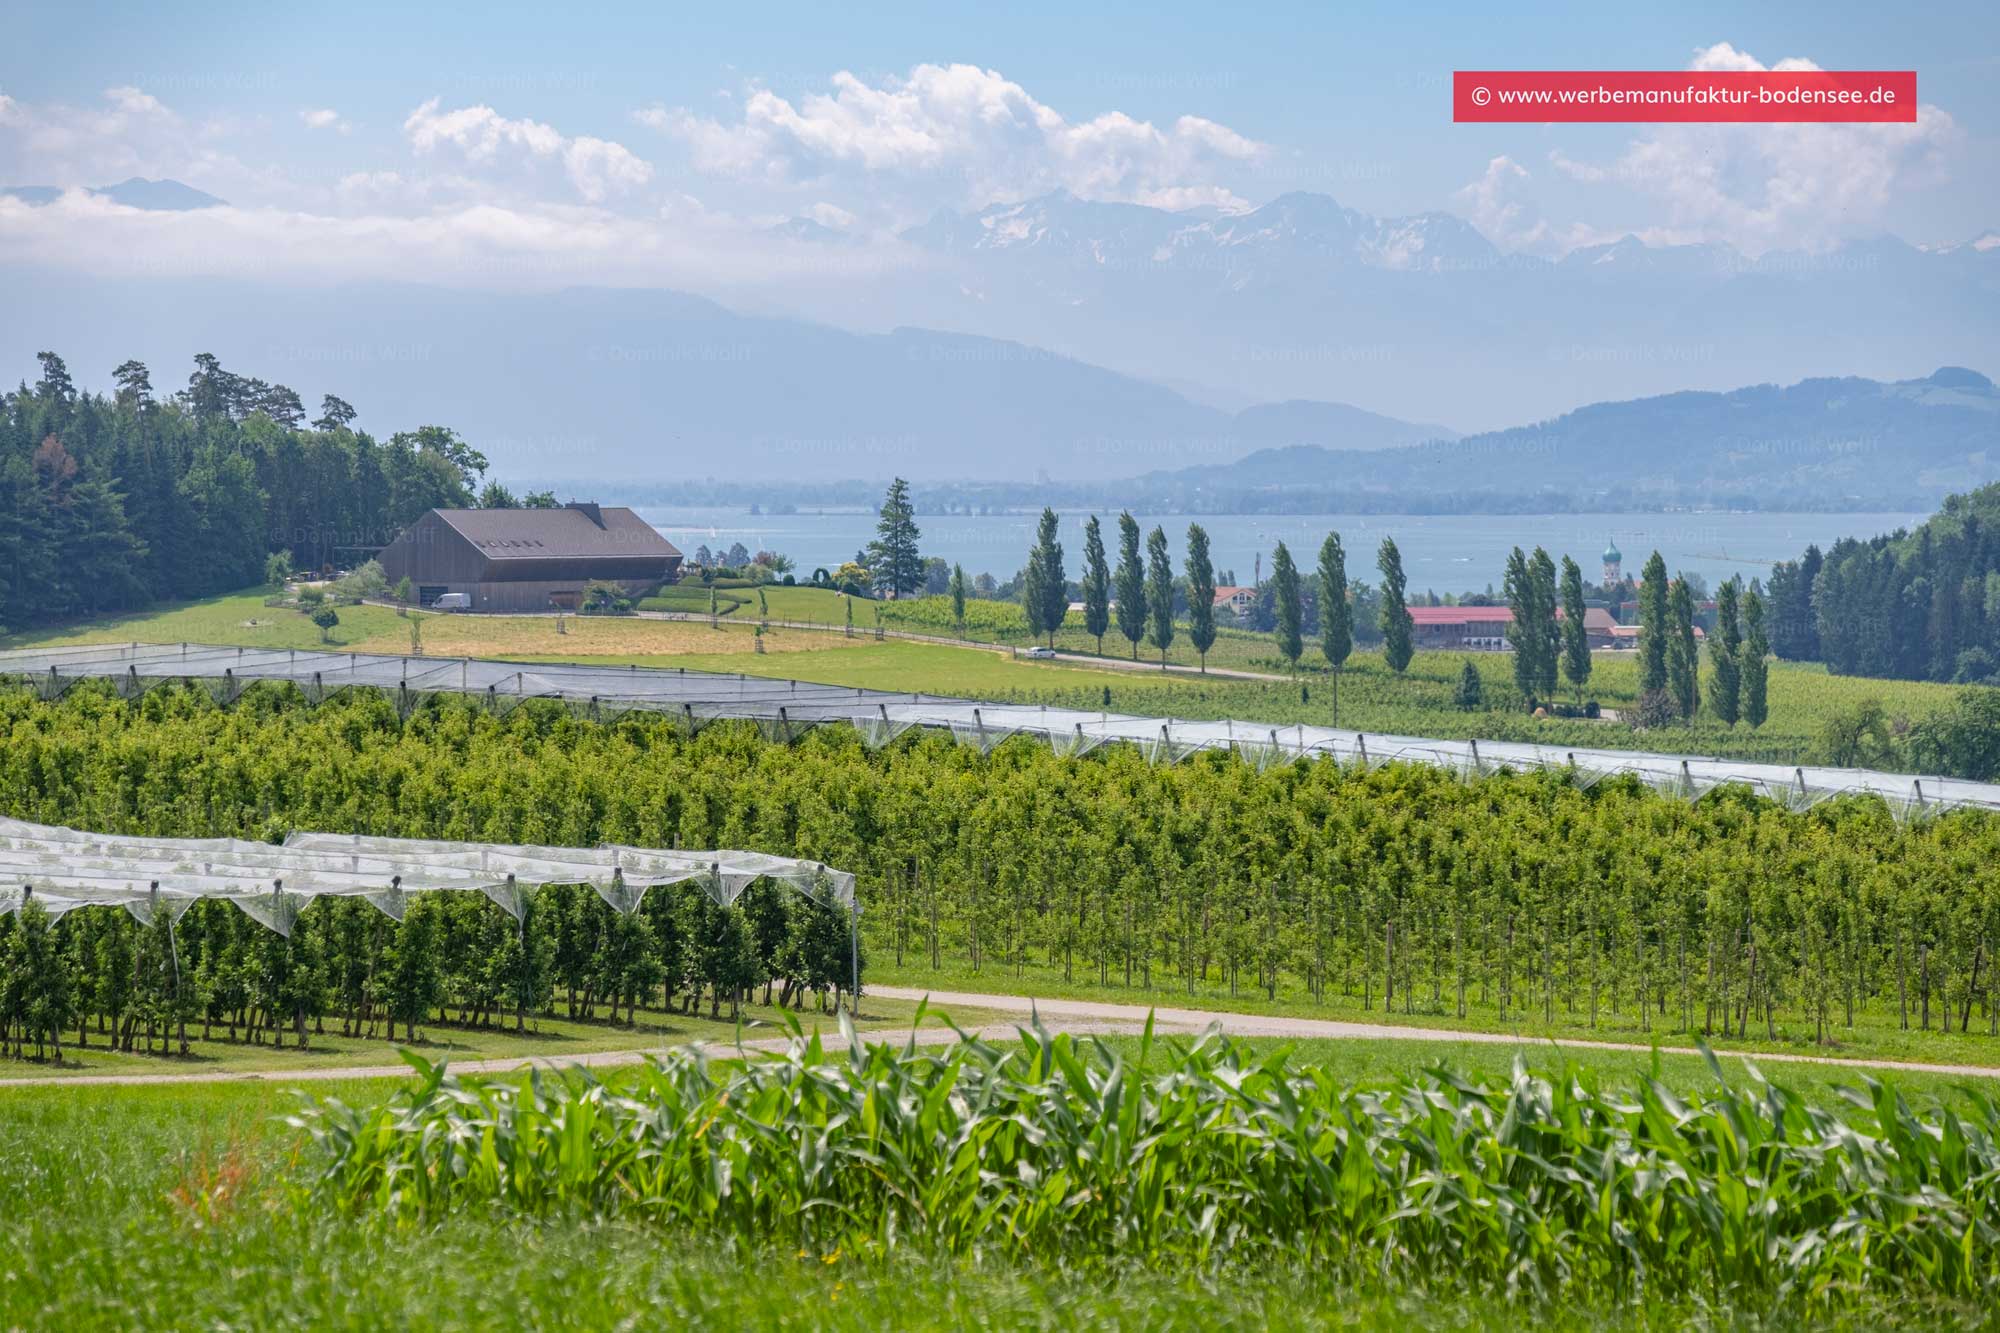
top-left (1639, 551), bottom-right (1670, 694)
top-left (1186, 523), bottom-right (1217, 671)
top-left (1711, 579), bottom-right (1743, 726)
top-left (866, 477), bottom-right (923, 598)
top-left (1317, 532), bottom-right (1353, 724)
top-left (1559, 553), bottom-right (1591, 704)
top-left (1082, 516), bottom-right (1111, 654)
top-left (1742, 588), bottom-right (1770, 729)
top-left (1378, 536), bottom-right (1413, 673)
top-left (1271, 541), bottom-right (1302, 674)
top-left (1145, 526), bottom-right (1175, 665)
top-left (1454, 660), bottom-right (1484, 710)
top-left (1115, 511), bottom-right (1147, 661)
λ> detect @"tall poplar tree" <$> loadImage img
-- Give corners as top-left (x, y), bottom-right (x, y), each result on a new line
top-left (1081, 515), bottom-right (1111, 655)
top-left (1559, 553), bottom-right (1591, 704)
top-left (1667, 576), bottom-right (1700, 720)
top-left (1185, 523), bottom-right (1217, 671)
top-left (1741, 587), bottom-right (1770, 729)
top-left (949, 563), bottom-right (967, 628)
top-left (1317, 532), bottom-right (1352, 725)
top-left (1378, 536), bottom-right (1413, 673)
top-left (1504, 547), bottom-right (1541, 704)
top-left (1531, 547), bottom-right (1560, 700)
top-left (1114, 511), bottom-right (1147, 661)
top-left (1711, 578), bottom-right (1743, 726)
top-left (1271, 541), bottom-right (1302, 674)
top-left (1145, 526), bottom-right (1175, 665)
top-left (1639, 550), bottom-right (1670, 694)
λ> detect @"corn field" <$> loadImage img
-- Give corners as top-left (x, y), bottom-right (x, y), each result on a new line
top-left (290, 1020), bottom-right (2000, 1313)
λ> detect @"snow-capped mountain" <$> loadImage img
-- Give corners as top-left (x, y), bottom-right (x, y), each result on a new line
top-left (891, 191), bottom-right (1999, 431)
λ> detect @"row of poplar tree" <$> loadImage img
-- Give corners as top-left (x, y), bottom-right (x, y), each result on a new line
top-left (3, 682), bottom-right (1996, 1059)
top-left (1503, 545), bottom-right (1771, 728)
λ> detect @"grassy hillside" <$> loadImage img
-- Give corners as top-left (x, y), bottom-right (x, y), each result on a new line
top-left (1, 588), bottom-right (1965, 767)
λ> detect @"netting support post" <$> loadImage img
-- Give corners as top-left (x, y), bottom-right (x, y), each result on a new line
top-left (848, 891), bottom-right (861, 1019)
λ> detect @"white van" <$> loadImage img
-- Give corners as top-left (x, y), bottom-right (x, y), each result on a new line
top-left (432, 592), bottom-right (472, 611)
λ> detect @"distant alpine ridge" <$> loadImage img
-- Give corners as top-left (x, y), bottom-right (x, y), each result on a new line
top-left (890, 190), bottom-right (1999, 429)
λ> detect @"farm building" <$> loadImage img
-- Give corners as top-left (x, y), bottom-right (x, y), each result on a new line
top-left (377, 503), bottom-right (682, 611)
top-left (1405, 604), bottom-right (1620, 651)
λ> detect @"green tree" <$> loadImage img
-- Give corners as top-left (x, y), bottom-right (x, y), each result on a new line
top-left (1186, 523), bottom-right (1217, 671)
top-left (310, 606), bottom-right (340, 643)
top-left (1742, 588), bottom-right (1770, 729)
top-left (1711, 579), bottom-right (1743, 726)
top-left (1454, 660), bottom-right (1485, 710)
top-left (1317, 532), bottom-right (1352, 725)
top-left (1270, 541), bottom-right (1302, 674)
top-left (1022, 507), bottom-right (1066, 647)
top-left (948, 563), bottom-right (968, 628)
top-left (1667, 576), bottom-right (1700, 720)
top-left (1378, 537), bottom-right (1413, 673)
top-left (866, 477), bottom-right (923, 597)
top-left (1530, 548), bottom-right (1559, 701)
top-left (1145, 526), bottom-right (1175, 666)
top-left (1504, 546), bottom-right (1542, 704)
top-left (263, 550), bottom-right (293, 591)
top-left (1639, 551), bottom-right (1670, 694)
top-left (1081, 516), bottom-right (1111, 654)
top-left (1559, 554), bottom-right (1591, 704)
top-left (383, 900), bottom-right (443, 1042)
top-left (1114, 511), bottom-right (1147, 661)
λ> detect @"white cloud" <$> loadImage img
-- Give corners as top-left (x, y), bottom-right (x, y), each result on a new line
top-left (1544, 42), bottom-right (1958, 254)
top-left (645, 63), bottom-right (1268, 213)
top-left (404, 97), bottom-right (653, 202)
top-left (300, 107), bottom-right (350, 134)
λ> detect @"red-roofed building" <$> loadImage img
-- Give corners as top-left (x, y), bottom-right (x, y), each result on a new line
top-left (1404, 605), bottom-right (1620, 650)
top-left (1213, 586), bottom-right (1257, 616)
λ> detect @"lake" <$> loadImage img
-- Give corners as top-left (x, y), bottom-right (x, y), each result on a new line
top-left (634, 508), bottom-right (1926, 594)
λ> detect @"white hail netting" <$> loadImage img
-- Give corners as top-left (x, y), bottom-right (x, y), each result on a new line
top-left (0, 641), bottom-right (1993, 817)
top-left (0, 817), bottom-right (856, 936)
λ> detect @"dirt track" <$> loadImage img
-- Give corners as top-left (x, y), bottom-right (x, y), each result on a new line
top-left (7, 985), bottom-right (2000, 1087)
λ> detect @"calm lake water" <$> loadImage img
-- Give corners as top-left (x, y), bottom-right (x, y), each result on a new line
top-left (634, 508), bottom-right (1926, 594)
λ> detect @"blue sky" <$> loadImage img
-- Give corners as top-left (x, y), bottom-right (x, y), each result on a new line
top-left (2, 0), bottom-right (1994, 288)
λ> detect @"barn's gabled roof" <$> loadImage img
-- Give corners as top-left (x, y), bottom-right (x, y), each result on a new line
top-left (429, 504), bottom-right (680, 562)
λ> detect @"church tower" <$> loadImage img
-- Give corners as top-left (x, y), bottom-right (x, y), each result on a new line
top-left (1602, 538), bottom-right (1623, 587)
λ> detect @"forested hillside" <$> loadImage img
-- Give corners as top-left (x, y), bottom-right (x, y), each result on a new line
top-left (1771, 484), bottom-right (2000, 683)
top-left (0, 351), bottom-right (491, 630)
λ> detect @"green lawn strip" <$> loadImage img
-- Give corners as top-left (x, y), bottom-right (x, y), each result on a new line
top-left (0, 994), bottom-right (968, 1082)
top-left (871, 956), bottom-right (2000, 1071)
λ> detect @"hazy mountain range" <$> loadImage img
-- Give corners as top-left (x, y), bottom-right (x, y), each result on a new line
top-left (1124, 368), bottom-right (2000, 512)
top-left (3, 179), bottom-right (1996, 506)
top-left (884, 190), bottom-right (1999, 427)
top-left (6, 178), bottom-right (1995, 437)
